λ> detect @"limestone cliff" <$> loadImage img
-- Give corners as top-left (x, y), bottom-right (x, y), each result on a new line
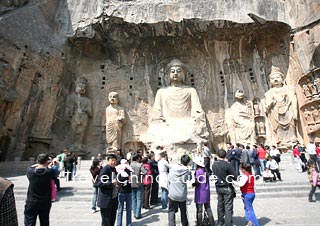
top-left (0, 0), bottom-right (320, 160)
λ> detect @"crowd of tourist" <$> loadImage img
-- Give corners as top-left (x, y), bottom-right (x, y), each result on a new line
top-left (2, 140), bottom-right (320, 226)
top-left (86, 144), bottom-right (266, 226)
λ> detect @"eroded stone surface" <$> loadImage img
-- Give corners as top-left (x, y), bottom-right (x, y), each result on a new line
top-left (1, 1), bottom-right (320, 160)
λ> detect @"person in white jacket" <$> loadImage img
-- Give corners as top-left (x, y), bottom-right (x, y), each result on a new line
top-left (158, 151), bottom-right (170, 210)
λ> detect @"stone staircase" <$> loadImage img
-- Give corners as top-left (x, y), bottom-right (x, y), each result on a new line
top-left (11, 159), bottom-right (312, 202)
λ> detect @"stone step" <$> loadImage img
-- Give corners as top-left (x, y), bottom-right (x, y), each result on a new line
top-left (14, 183), bottom-right (310, 194)
top-left (13, 190), bottom-right (311, 202)
top-left (13, 183), bottom-right (311, 201)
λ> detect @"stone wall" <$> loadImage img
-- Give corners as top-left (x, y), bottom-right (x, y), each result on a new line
top-left (0, 0), bottom-right (320, 160)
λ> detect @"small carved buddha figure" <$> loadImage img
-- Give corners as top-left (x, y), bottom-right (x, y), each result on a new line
top-left (307, 78), bottom-right (319, 98)
top-left (302, 84), bottom-right (312, 100)
top-left (304, 108), bottom-right (315, 126)
top-left (311, 106), bottom-right (320, 124)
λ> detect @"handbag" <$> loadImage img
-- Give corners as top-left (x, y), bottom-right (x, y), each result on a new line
top-left (202, 210), bottom-right (210, 226)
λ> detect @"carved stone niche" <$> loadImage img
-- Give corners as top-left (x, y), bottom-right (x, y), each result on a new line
top-left (123, 141), bottom-right (146, 156)
top-left (298, 68), bottom-right (320, 103)
top-left (253, 98), bottom-right (261, 116)
top-left (255, 116), bottom-right (266, 137)
top-left (301, 100), bottom-right (320, 135)
top-left (26, 137), bottom-right (52, 160)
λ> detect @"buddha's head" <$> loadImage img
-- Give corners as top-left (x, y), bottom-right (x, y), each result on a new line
top-left (235, 90), bottom-right (244, 101)
top-left (167, 59), bottom-right (186, 85)
top-left (269, 66), bottom-right (284, 88)
top-left (108, 91), bottom-right (119, 105)
top-left (75, 77), bottom-right (87, 95)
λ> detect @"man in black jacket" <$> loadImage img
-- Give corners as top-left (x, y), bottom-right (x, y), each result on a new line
top-left (226, 143), bottom-right (241, 176)
top-left (212, 149), bottom-right (237, 226)
top-left (65, 152), bottom-right (74, 181)
top-left (97, 154), bottom-right (118, 226)
top-left (24, 154), bottom-right (54, 226)
top-left (149, 152), bottom-right (159, 205)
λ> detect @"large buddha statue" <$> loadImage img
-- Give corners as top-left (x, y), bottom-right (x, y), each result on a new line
top-left (226, 90), bottom-right (255, 145)
top-left (264, 66), bottom-right (298, 145)
top-left (147, 59), bottom-right (208, 146)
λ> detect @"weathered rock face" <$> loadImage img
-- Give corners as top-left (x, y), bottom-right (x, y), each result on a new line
top-left (0, 0), bottom-right (320, 160)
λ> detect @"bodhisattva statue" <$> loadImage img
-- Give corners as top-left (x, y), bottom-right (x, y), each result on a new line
top-left (65, 77), bottom-right (93, 151)
top-left (308, 80), bottom-right (319, 97)
top-left (311, 106), bottom-right (320, 124)
top-left (302, 84), bottom-right (312, 100)
top-left (304, 108), bottom-right (314, 126)
top-left (147, 59), bottom-right (208, 146)
top-left (314, 77), bottom-right (320, 94)
top-left (227, 90), bottom-right (255, 144)
top-left (259, 121), bottom-right (266, 135)
top-left (264, 66), bottom-right (297, 145)
top-left (105, 92), bottom-right (125, 149)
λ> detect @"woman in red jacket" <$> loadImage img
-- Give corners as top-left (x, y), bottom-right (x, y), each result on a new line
top-left (142, 157), bottom-right (152, 209)
top-left (234, 163), bottom-right (260, 226)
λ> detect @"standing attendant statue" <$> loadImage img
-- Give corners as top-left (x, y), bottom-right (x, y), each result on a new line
top-left (65, 77), bottom-right (93, 152)
top-left (264, 66), bottom-right (297, 145)
top-left (105, 92), bottom-right (125, 149)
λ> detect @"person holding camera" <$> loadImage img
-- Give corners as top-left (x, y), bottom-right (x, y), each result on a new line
top-left (212, 149), bottom-right (237, 226)
top-left (24, 153), bottom-right (54, 226)
top-left (233, 163), bottom-right (260, 226)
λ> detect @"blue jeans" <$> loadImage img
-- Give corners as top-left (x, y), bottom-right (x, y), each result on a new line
top-left (72, 163), bottom-right (77, 177)
top-left (92, 186), bottom-right (98, 210)
top-left (242, 193), bottom-right (259, 226)
top-left (131, 187), bottom-right (142, 218)
top-left (117, 192), bottom-right (132, 226)
top-left (259, 159), bottom-right (266, 173)
top-left (161, 187), bottom-right (168, 209)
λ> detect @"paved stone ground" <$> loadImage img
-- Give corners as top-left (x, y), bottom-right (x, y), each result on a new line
top-left (7, 160), bottom-right (320, 226)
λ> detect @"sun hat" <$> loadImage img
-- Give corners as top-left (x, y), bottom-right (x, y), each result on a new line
top-left (193, 156), bottom-right (205, 168)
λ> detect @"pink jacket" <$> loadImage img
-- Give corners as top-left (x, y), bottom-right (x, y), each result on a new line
top-left (142, 163), bottom-right (152, 186)
top-left (312, 171), bottom-right (320, 186)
